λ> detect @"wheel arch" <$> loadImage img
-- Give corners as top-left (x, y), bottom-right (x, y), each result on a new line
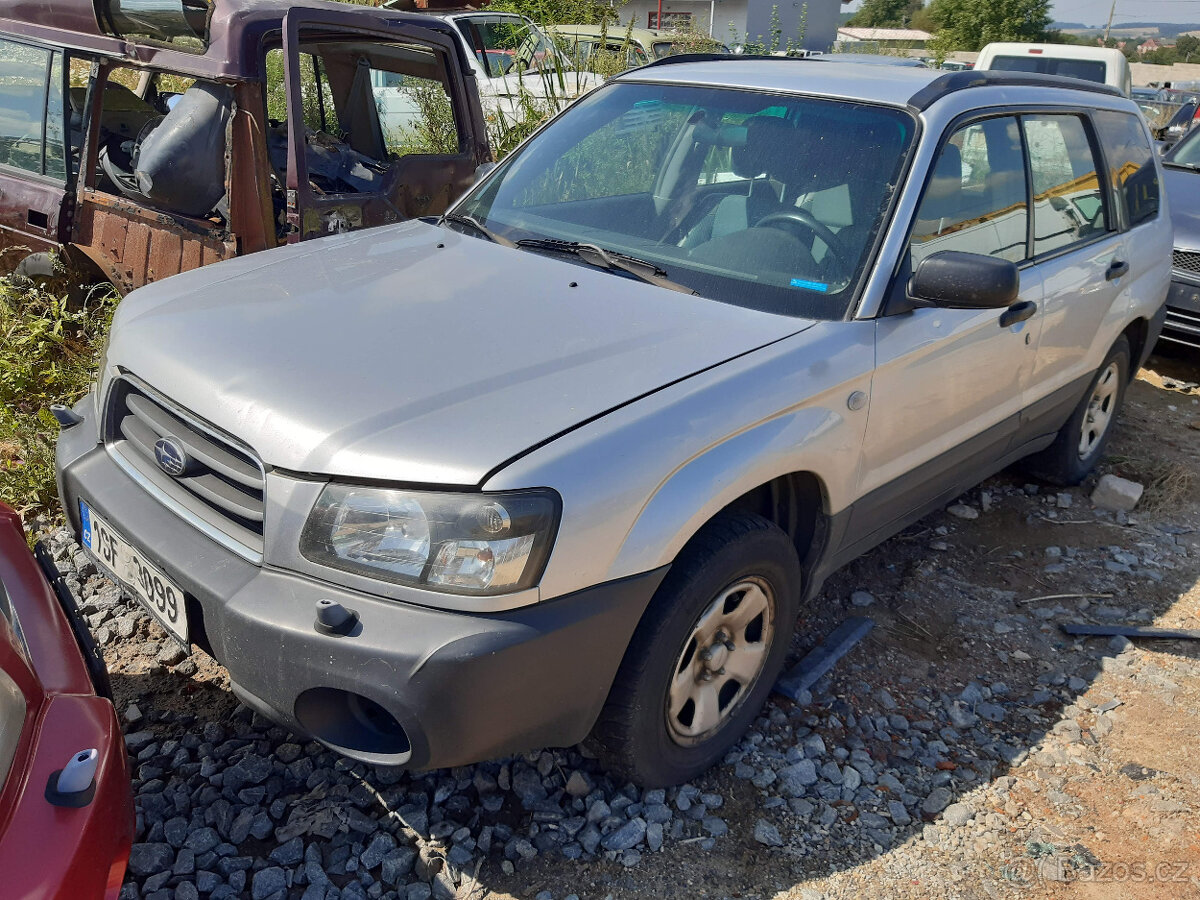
top-left (1121, 316), bottom-right (1148, 375)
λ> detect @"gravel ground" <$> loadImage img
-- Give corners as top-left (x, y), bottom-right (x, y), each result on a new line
top-left (35, 352), bottom-right (1200, 900)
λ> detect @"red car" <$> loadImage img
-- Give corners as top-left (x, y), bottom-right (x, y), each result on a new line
top-left (0, 502), bottom-right (133, 899)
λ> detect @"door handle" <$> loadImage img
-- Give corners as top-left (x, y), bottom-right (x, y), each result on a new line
top-left (999, 300), bottom-right (1037, 328)
top-left (1106, 259), bottom-right (1129, 281)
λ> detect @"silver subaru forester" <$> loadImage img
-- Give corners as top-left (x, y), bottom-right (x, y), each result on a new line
top-left (57, 59), bottom-right (1170, 787)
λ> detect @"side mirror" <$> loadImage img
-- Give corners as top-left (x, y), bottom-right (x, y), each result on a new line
top-left (473, 162), bottom-right (497, 184)
top-left (909, 250), bottom-right (1019, 309)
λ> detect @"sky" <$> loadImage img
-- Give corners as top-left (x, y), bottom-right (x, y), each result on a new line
top-left (1051, 0), bottom-right (1200, 26)
top-left (841, 0), bottom-right (1200, 26)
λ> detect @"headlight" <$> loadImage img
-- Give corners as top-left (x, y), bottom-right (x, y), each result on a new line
top-left (300, 486), bottom-right (560, 595)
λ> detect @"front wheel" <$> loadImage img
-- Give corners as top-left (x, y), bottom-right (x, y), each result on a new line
top-left (590, 511), bottom-right (801, 787)
top-left (1024, 335), bottom-right (1130, 486)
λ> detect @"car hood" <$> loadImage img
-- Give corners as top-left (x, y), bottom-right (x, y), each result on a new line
top-left (1164, 164), bottom-right (1200, 250)
top-left (107, 220), bottom-right (811, 486)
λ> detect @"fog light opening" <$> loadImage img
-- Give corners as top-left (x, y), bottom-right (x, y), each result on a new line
top-left (294, 688), bottom-right (411, 761)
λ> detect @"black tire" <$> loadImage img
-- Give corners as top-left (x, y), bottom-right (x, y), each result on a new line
top-left (590, 511), bottom-right (801, 787)
top-left (1024, 335), bottom-right (1130, 486)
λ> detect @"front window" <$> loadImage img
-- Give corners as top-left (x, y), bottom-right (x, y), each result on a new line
top-left (455, 16), bottom-right (562, 78)
top-left (454, 82), bottom-right (915, 319)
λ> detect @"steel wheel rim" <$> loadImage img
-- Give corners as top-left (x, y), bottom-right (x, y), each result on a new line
top-left (1078, 361), bottom-right (1120, 460)
top-left (666, 576), bottom-right (775, 746)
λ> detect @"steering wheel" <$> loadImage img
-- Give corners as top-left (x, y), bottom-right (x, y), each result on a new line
top-left (754, 209), bottom-right (854, 280)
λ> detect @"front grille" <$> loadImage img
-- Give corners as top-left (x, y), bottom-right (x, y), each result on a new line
top-left (1172, 249), bottom-right (1200, 276)
top-left (106, 378), bottom-right (265, 557)
top-left (1163, 305), bottom-right (1200, 350)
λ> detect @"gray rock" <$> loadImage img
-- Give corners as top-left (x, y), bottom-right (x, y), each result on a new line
top-left (268, 836), bottom-right (303, 867)
top-left (380, 848), bottom-right (416, 885)
top-left (360, 833), bottom-right (396, 870)
top-left (887, 800), bottom-right (911, 826)
top-left (701, 816), bottom-right (727, 837)
top-left (406, 885), bottom-right (432, 900)
top-left (601, 817), bottom-right (647, 852)
top-left (850, 590), bottom-right (875, 608)
top-left (922, 787), bottom-right (952, 817)
top-left (250, 867), bottom-right (287, 900)
top-left (1091, 474), bottom-right (1143, 512)
top-left (564, 771), bottom-right (591, 798)
top-left (947, 503), bottom-right (979, 520)
top-left (157, 643), bottom-right (187, 666)
top-left (646, 822), bottom-right (664, 852)
top-left (841, 765), bottom-right (862, 792)
top-left (125, 730), bottom-right (156, 753)
top-left (947, 702), bottom-right (978, 730)
top-left (778, 760), bottom-right (819, 796)
top-left (753, 819), bottom-right (783, 847)
top-left (128, 843), bottom-right (175, 877)
top-left (942, 802), bottom-right (973, 827)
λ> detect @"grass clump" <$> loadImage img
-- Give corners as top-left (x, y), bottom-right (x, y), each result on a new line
top-left (0, 277), bottom-right (115, 522)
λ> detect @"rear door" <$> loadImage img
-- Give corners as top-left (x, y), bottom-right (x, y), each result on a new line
top-left (0, 37), bottom-right (71, 267)
top-left (1019, 111), bottom-right (1128, 436)
top-left (280, 7), bottom-right (488, 243)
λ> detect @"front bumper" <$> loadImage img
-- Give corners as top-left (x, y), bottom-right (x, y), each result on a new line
top-left (57, 402), bottom-right (666, 769)
top-left (1163, 274), bottom-right (1200, 350)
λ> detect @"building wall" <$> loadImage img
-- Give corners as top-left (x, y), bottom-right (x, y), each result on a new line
top-left (618, 0), bottom-right (837, 50)
top-left (619, 0), bottom-right (750, 41)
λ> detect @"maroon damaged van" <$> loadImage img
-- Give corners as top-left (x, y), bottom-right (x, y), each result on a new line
top-left (0, 0), bottom-right (490, 292)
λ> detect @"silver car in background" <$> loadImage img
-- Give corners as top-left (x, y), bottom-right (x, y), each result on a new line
top-left (57, 60), bottom-right (1170, 787)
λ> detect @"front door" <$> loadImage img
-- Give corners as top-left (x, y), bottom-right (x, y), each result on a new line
top-left (0, 37), bottom-right (71, 270)
top-left (850, 114), bottom-right (1044, 550)
top-left (280, 7), bottom-right (489, 243)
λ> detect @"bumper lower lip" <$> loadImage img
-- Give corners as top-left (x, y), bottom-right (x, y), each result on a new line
top-left (57, 400), bottom-right (667, 769)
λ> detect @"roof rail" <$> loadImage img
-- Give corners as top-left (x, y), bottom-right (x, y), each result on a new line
top-left (907, 69), bottom-right (1124, 110)
top-left (630, 52), bottom-right (809, 72)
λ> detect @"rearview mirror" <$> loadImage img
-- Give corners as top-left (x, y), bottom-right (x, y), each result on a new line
top-left (909, 251), bottom-right (1019, 309)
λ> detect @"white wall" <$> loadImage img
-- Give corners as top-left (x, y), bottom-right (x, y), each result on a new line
top-left (619, 0), bottom-right (749, 40)
top-left (618, 0), bottom-right (837, 50)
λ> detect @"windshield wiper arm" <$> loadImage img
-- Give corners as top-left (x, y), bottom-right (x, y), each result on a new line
top-left (516, 239), bottom-right (699, 295)
top-left (1165, 160), bottom-right (1200, 171)
top-left (440, 212), bottom-right (516, 247)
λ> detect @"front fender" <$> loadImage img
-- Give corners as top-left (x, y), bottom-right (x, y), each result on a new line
top-left (608, 407), bottom-right (842, 579)
top-left (486, 320), bottom-right (875, 601)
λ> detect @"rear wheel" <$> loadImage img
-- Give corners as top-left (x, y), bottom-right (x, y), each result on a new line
top-left (1025, 335), bottom-right (1130, 486)
top-left (590, 511), bottom-right (800, 787)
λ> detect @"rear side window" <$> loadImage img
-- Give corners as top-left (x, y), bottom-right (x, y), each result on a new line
top-left (910, 116), bottom-right (1028, 266)
top-left (989, 55), bottom-right (1107, 84)
top-left (1022, 115), bottom-right (1107, 257)
top-left (0, 40), bottom-right (66, 179)
top-left (1092, 110), bottom-right (1159, 227)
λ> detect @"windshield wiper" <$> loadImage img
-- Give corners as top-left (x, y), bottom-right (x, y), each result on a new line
top-left (516, 239), bottom-right (699, 295)
top-left (1164, 160), bottom-right (1200, 172)
top-left (440, 212), bottom-right (516, 247)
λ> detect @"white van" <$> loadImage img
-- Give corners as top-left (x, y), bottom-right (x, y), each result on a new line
top-left (976, 43), bottom-right (1132, 97)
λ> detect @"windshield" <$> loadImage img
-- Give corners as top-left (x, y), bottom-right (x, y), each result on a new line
top-left (456, 15), bottom-right (563, 78)
top-left (988, 55), bottom-right (1107, 84)
top-left (453, 81), bottom-right (915, 319)
top-left (1166, 124), bottom-right (1200, 166)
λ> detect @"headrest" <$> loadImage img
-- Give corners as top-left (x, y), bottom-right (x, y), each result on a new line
top-left (731, 115), bottom-right (794, 179)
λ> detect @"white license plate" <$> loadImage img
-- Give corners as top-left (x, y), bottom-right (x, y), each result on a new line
top-left (80, 501), bottom-right (188, 644)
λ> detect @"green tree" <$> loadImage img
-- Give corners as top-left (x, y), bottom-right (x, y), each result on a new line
top-left (1177, 34), bottom-right (1199, 62)
top-left (849, 0), bottom-right (922, 28)
top-left (925, 0), bottom-right (1051, 52)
